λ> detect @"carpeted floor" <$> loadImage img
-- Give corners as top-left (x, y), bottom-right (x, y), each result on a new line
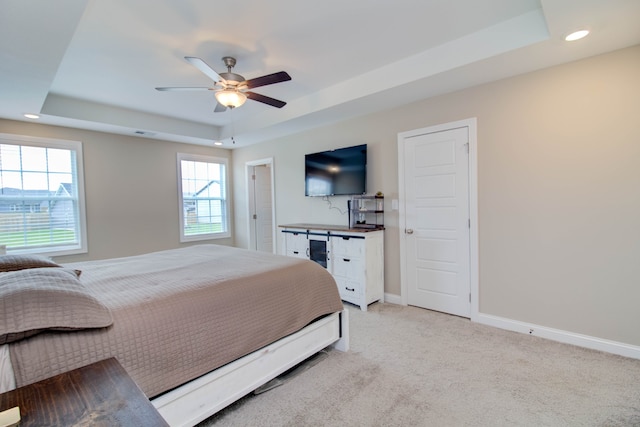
top-left (198, 303), bottom-right (640, 426)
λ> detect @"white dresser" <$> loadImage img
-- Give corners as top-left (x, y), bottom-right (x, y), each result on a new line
top-left (280, 224), bottom-right (384, 311)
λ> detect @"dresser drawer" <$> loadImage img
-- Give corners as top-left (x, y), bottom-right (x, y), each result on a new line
top-left (285, 233), bottom-right (307, 257)
top-left (331, 235), bottom-right (364, 257)
top-left (332, 255), bottom-right (363, 280)
top-left (285, 249), bottom-right (307, 259)
top-left (334, 277), bottom-right (363, 304)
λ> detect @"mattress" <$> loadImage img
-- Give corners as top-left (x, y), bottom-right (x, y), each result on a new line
top-left (8, 245), bottom-right (343, 398)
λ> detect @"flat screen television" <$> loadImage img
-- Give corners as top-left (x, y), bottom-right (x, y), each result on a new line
top-left (305, 144), bottom-right (367, 197)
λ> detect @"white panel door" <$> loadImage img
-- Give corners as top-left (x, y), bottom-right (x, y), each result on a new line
top-left (403, 126), bottom-right (470, 317)
top-left (253, 164), bottom-right (273, 253)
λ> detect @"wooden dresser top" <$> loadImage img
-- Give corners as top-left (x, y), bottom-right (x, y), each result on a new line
top-left (279, 223), bottom-right (383, 232)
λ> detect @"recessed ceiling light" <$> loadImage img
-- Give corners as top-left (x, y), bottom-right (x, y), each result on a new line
top-left (565, 29), bottom-right (590, 42)
top-left (214, 141), bottom-right (223, 146)
top-left (24, 113), bottom-right (40, 119)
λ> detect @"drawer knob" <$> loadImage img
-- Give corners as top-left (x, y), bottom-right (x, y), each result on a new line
top-left (346, 287), bottom-right (355, 292)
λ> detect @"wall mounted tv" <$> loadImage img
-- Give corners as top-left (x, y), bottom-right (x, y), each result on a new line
top-left (305, 144), bottom-right (367, 197)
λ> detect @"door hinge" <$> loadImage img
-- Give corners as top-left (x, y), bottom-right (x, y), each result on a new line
top-left (468, 219), bottom-right (471, 228)
top-left (252, 214), bottom-right (257, 219)
top-left (464, 142), bottom-right (469, 153)
top-left (469, 293), bottom-right (471, 303)
top-left (251, 174), bottom-right (256, 180)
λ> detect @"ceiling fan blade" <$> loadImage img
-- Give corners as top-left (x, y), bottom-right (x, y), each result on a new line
top-left (245, 71), bottom-right (291, 89)
top-left (184, 56), bottom-right (222, 83)
top-left (214, 102), bottom-right (227, 113)
top-left (246, 91), bottom-right (287, 108)
top-left (155, 87), bottom-right (212, 91)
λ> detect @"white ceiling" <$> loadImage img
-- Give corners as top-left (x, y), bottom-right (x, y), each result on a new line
top-left (1, 0), bottom-right (639, 148)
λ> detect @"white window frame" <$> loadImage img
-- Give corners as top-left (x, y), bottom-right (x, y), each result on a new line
top-left (0, 133), bottom-right (88, 256)
top-left (177, 153), bottom-right (230, 242)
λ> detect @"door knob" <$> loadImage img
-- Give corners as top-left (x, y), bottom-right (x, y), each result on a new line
top-left (406, 229), bottom-right (414, 234)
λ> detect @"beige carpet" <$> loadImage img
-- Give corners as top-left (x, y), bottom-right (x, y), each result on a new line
top-left (199, 303), bottom-right (640, 426)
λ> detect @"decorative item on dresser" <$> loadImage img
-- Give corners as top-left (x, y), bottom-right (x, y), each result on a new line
top-left (349, 194), bottom-right (384, 229)
top-left (280, 224), bottom-right (384, 311)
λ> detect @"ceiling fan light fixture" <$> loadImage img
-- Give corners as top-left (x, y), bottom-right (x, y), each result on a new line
top-left (215, 89), bottom-right (247, 108)
top-left (158, 56), bottom-right (289, 111)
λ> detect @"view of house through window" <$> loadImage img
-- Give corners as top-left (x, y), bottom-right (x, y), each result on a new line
top-left (0, 134), bottom-right (86, 255)
top-left (178, 153), bottom-right (229, 241)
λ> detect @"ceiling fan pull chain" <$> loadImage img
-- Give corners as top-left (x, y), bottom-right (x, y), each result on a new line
top-left (231, 110), bottom-right (237, 144)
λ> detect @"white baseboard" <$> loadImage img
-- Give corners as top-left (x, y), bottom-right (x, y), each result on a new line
top-left (381, 295), bottom-right (640, 360)
top-left (384, 293), bottom-right (403, 305)
top-left (476, 313), bottom-right (640, 360)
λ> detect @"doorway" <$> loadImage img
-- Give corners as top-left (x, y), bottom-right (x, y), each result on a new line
top-left (398, 118), bottom-right (478, 319)
top-left (246, 158), bottom-right (275, 253)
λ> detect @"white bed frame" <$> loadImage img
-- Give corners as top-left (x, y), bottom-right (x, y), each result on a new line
top-left (153, 309), bottom-right (349, 427)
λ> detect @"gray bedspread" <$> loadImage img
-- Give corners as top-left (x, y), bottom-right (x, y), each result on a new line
top-left (9, 245), bottom-right (343, 398)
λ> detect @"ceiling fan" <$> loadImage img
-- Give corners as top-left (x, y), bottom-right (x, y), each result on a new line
top-left (156, 56), bottom-right (291, 112)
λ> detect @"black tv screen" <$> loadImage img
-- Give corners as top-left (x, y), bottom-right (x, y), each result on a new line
top-left (305, 144), bottom-right (367, 196)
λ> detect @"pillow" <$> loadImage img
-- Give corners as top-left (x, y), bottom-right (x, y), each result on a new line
top-left (0, 254), bottom-right (62, 273)
top-left (0, 268), bottom-right (113, 345)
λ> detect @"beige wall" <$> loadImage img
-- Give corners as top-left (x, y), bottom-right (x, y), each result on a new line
top-left (0, 120), bottom-right (233, 262)
top-left (233, 45), bottom-right (640, 347)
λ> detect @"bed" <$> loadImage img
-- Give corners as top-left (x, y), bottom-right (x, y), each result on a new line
top-left (0, 245), bottom-right (348, 426)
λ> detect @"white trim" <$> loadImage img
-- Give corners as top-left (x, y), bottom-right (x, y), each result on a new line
top-left (0, 133), bottom-right (88, 256)
top-left (467, 119), bottom-right (479, 322)
top-left (396, 118), bottom-right (479, 318)
top-left (476, 313), bottom-right (640, 360)
top-left (383, 293), bottom-right (403, 306)
top-left (245, 158), bottom-right (276, 253)
top-left (397, 134), bottom-right (407, 305)
top-left (177, 153), bottom-right (231, 242)
top-left (377, 299), bottom-right (640, 360)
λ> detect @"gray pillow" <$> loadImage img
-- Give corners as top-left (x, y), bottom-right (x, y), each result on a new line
top-left (0, 268), bottom-right (113, 345)
top-left (0, 254), bottom-right (62, 273)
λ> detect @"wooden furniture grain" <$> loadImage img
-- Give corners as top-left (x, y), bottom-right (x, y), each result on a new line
top-left (0, 358), bottom-right (168, 427)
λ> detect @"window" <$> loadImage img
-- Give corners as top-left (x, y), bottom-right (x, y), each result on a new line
top-left (177, 153), bottom-right (230, 242)
top-left (0, 133), bottom-right (87, 255)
